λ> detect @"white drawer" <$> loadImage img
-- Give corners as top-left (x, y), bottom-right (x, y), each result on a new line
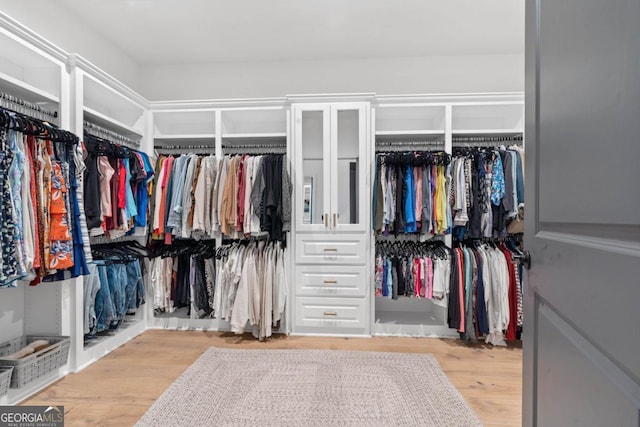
top-left (294, 297), bottom-right (368, 335)
top-left (295, 234), bottom-right (367, 265)
top-left (295, 265), bottom-right (367, 298)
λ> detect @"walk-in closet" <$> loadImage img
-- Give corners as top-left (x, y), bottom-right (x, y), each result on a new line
top-left (0, 1), bottom-right (635, 426)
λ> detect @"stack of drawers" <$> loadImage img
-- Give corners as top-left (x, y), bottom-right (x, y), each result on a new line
top-left (293, 234), bottom-right (369, 335)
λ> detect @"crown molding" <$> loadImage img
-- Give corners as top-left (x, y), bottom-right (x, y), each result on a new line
top-left (0, 12), bottom-right (67, 64)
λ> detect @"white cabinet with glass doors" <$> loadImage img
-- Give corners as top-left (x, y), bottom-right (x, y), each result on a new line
top-left (291, 101), bottom-right (371, 336)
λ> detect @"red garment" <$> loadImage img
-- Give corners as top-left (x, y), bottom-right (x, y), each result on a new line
top-left (118, 159), bottom-right (126, 210)
top-left (26, 135), bottom-right (40, 270)
top-left (106, 157), bottom-right (120, 230)
top-left (500, 246), bottom-right (518, 342)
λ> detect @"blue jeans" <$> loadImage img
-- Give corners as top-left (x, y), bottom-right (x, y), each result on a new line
top-left (125, 261), bottom-right (138, 312)
top-left (109, 263), bottom-right (127, 324)
top-left (125, 259), bottom-right (145, 312)
top-left (95, 264), bottom-right (117, 333)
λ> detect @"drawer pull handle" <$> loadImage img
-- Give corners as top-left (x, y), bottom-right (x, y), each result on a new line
top-left (333, 213), bottom-right (337, 228)
top-left (323, 280), bottom-right (337, 284)
top-left (324, 311), bottom-right (338, 316)
top-left (324, 213), bottom-right (328, 228)
top-left (323, 248), bottom-right (338, 252)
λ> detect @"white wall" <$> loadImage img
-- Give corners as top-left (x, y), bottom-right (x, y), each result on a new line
top-left (0, 0), bottom-right (141, 91)
top-left (140, 53), bottom-right (524, 101)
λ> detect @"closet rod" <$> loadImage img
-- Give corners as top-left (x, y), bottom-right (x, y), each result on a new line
top-left (156, 147), bottom-right (216, 155)
top-left (376, 140), bottom-right (445, 147)
top-left (155, 143), bottom-right (214, 150)
top-left (84, 120), bottom-right (141, 149)
top-left (89, 234), bottom-right (144, 245)
top-left (452, 135), bottom-right (523, 144)
top-left (0, 91), bottom-right (58, 123)
top-left (222, 143), bottom-right (286, 149)
top-left (452, 140), bottom-right (523, 148)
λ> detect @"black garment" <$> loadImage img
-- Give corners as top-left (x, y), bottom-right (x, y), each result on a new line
top-left (261, 155), bottom-right (284, 241)
top-left (468, 154), bottom-right (483, 238)
top-left (447, 250), bottom-right (461, 330)
top-left (404, 257), bottom-right (414, 297)
top-left (193, 257), bottom-right (212, 318)
top-left (83, 152), bottom-right (102, 229)
top-left (175, 256), bottom-right (190, 309)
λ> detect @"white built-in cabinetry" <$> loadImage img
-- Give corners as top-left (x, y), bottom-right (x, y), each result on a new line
top-left (0, 15), bottom-right (75, 405)
top-left (68, 54), bottom-right (150, 372)
top-left (148, 101), bottom-right (291, 332)
top-left (371, 95), bottom-right (524, 337)
top-left (291, 101), bottom-right (371, 335)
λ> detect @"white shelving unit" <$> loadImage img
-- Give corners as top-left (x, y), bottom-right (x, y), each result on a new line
top-left (68, 54), bottom-right (150, 372)
top-left (0, 13), bottom-right (73, 405)
top-left (147, 102), bottom-right (291, 334)
top-left (371, 94), bottom-right (524, 337)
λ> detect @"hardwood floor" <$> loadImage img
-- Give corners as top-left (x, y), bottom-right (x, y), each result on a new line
top-left (23, 330), bottom-right (522, 426)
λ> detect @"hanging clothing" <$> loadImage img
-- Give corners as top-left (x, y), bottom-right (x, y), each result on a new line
top-left (0, 114), bottom-right (89, 287)
top-left (372, 151), bottom-right (451, 237)
top-left (450, 146), bottom-right (524, 240)
top-left (150, 153), bottom-right (291, 242)
top-left (447, 240), bottom-right (523, 346)
top-left (83, 134), bottom-right (153, 240)
top-left (374, 240), bottom-right (450, 308)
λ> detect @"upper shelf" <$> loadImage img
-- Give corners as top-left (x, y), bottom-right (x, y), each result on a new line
top-left (84, 107), bottom-right (143, 139)
top-left (83, 73), bottom-right (145, 135)
top-left (375, 105), bottom-right (446, 136)
top-left (221, 108), bottom-right (287, 136)
top-left (221, 132), bottom-right (287, 146)
top-left (452, 103), bottom-right (523, 133)
top-left (0, 27), bottom-right (63, 103)
top-left (153, 109), bottom-right (215, 139)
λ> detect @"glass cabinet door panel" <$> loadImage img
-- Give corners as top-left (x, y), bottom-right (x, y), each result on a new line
top-left (301, 110), bottom-right (326, 226)
top-left (335, 109), bottom-right (361, 226)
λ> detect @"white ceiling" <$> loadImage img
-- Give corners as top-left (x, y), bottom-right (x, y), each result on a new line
top-left (57, 0), bottom-right (524, 66)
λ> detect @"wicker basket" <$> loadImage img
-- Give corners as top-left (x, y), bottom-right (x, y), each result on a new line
top-left (0, 336), bottom-right (70, 389)
top-left (0, 367), bottom-right (12, 397)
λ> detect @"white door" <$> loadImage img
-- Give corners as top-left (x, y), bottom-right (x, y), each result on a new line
top-left (524, 0), bottom-right (640, 426)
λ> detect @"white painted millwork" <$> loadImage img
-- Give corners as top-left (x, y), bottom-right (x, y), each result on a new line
top-left (294, 297), bottom-right (369, 335)
top-left (295, 265), bottom-right (367, 298)
top-left (291, 100), bottom-right (371, 336)
top-left (523, 0), bottom-right (640, 425)
top-left (294, 234), bottom-right (367, 265)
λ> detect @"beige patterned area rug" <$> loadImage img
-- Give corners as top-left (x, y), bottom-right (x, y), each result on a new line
top-left (136, 348), bottom-right (482, 427)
